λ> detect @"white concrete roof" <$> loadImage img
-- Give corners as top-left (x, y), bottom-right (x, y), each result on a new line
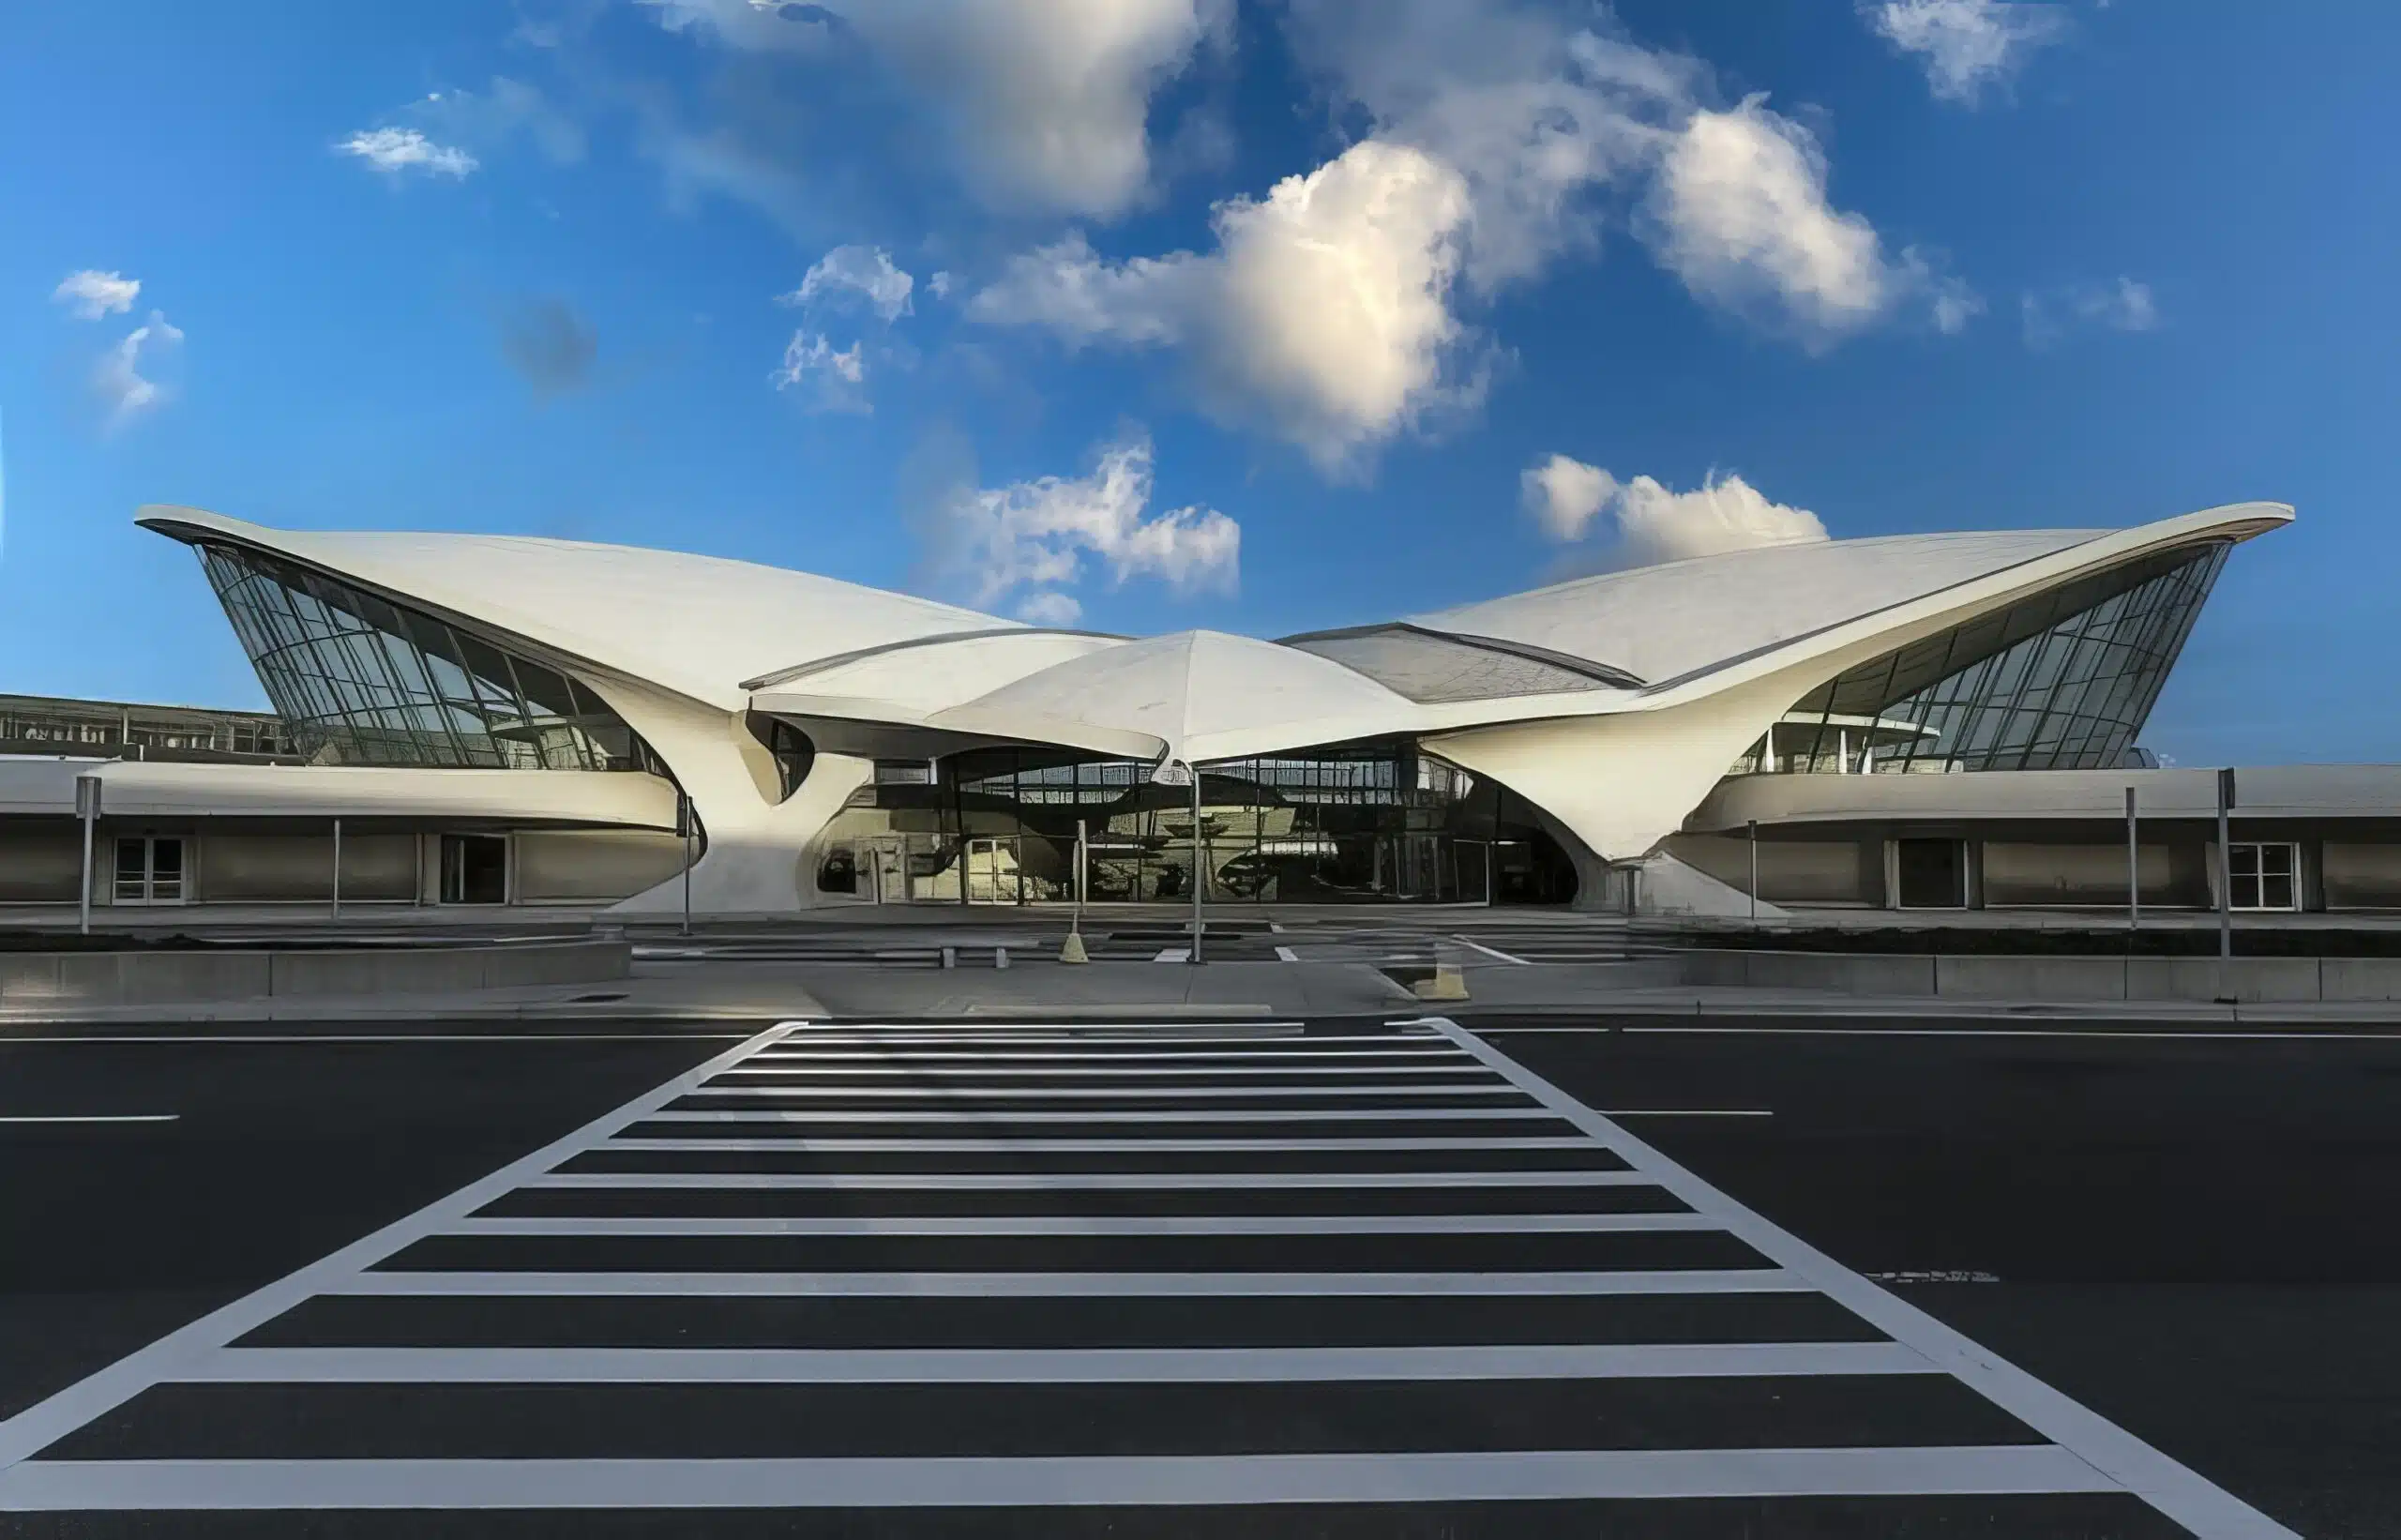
top-left (138, 506), bottom-right (1015, 712)
top-left (1687, 763), bottom-right (2401, 830)
top-left (929, 630), bottom-right (1419, 763)
top-left (1411, 528), bottom-right (2111, 687)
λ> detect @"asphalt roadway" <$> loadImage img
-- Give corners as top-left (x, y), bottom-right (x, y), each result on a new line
top-left (0, 1011), bottom-right (2393, 1536)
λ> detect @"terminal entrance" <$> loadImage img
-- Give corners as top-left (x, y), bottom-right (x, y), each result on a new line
top-left (815, 739), bottom-right (1578, 907)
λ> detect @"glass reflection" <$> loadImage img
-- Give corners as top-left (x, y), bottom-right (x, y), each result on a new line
top-left (194, 543), bottom-right (654, 771)
top-left (1757, 544), bottom-right (2227, 775)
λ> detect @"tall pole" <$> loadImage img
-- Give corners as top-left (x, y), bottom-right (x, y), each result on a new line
top-left (331, 818), bottom-right (342, 921)
top-left (1190, 765), bottom-right (1204, 965)
top-left (2216, 767), bottom-right (2235, 961)
top-left (2123, 786), bottom-right (2138, 936)
top-left (679, 790), bottom-right (694, 938)
top-left (1747, 819), bottom-right (1759, 925)
top-left (75, 774), bottom-right (99, 937)
top-left (1074, 818), bottom-right (1087, 933)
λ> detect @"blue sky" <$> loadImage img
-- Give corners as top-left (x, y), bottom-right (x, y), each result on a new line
top-left (2, 0), bottom-right (2390, 764)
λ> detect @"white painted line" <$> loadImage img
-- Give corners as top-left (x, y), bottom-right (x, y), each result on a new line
top-left (597, 1135), bottom-right (1595, 1153)
top-left (443, 1212), bottom-right (1718, 1237)
top-left (0, 1022), bottom-right (801, 1471)
top-left (748, 1047), bottom-right (1469, 1063)
top-left (0, 1445), bottom-right (2117, 1509)
top-left (714, 1063), bottom-right (1496, 1078)
top-left (1619, 1025), bottom-right (2401, 1041)
top-left (1153, 947), bottom-right (1190, 963)
top-left (684, 1083), bottom-right (1521, 1100)
top-left (0, 1114), bottom-right (178, 1125)
top-left (186, 1340), bottom-right (1927, 1385)
top-left (1451, 935), bottom-right (1531, 966)
top-left (1275, 945), bottom-right (1301, 963)
top-left (629, 1106), bottom-right (1563, 1125)
top-left (0, 1034), bottom-right (752, 1046)
top-left (1424, 1016), bottom-right (2301, 1540)
top-left (331, 1266), bottom-right (1805, 1298)
top-left (1603, 1110), bottom-right (1774, 1118)
top-left (526, 1169), bottom-right (1659, 1190)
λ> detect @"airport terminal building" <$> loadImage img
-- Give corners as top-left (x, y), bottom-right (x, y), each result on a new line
top-left (6, 498), bottom-right (2399, 918)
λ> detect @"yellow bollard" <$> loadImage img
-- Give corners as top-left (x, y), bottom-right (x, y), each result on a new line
top-left (1412, 944), bottom-right (1469, 1002)
top-left (1061, 929), bottom-right (1089, 964)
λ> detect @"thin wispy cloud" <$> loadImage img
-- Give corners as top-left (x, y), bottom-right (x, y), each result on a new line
top-left (1860, 0), bottom-right (2068, 106)
top-left (337, 126), bottom-right (479, 178)
top-left (53, 270), bottom-right (141, 320)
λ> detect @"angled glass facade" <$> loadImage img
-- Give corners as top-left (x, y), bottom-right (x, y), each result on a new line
top-left (193, 543), bottom-right (655, 771)
top-left (1759, 543), bottom-right (2228, 775)
top-left (812, 739), bottom-right (1578, 906)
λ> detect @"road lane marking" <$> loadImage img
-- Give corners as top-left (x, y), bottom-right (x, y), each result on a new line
top-left (594, 1135), bottom-right (1595, 1152)
top-left (183, 1340), bottom-right (1929, 1384)
top-left (0, 1114), bottom-right (178, 1125)
top-left (524, 1169), bottom-right (1660, 1189)
top-left (1452, 935), bottom-right (1531, 965)
top-left (0, 1446), bottom-right (2117, 1510)
top-left (1420, 1014), bottom-right (2300, 1540)
top-left (1275, 945), bottom-right (1301, 962)
top-left (439, 1212), bottom-right (1718, 1237)
top-left (626, 1106), bottom-right (1563, 1124)
top-left (329, 1267), bottom-right (1806, 1298)
top-left (0, 1021), bottom-right (802, 1470)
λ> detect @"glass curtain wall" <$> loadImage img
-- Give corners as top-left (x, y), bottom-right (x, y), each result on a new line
top-left (194, 543), bottom-right (655, 771)
top-left (1756, 544), bottom-right (2228, 775)
top-left (815, 739), bottom-right (1577, 905)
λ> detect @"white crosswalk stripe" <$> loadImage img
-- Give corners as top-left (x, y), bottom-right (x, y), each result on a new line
top-left (0, 1016), bottom-right (2295, 1535)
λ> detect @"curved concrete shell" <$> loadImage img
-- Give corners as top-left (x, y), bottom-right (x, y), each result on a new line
top-left (139, 499), bottom-right (2291, 913)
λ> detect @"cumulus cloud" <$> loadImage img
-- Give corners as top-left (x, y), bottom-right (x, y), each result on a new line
top-left (53, 270), bottom-right (141, 320)
top-left (771, 331), bottom-right (868, 412)
top-left (973, 139), bottom-right (1480, 476)
top-left (1650, 98), bottom-right (1969, 344)
top-left (1520, 454), bottom-right (1613, 541)
top-left (498, 297), bottom-right (597, 397)
top-left (974, 0), bottom-right (1967, 474)
top-left (95, 310), bottom-right (185, 425)
top-left (1861, 0), bottom-right (2068, 105)
top-left (425, 78), bottom-right (588, 164)
top-left (1541, 465), bottom-right (1828, 571)
top-left (640, 0), bottom-right (1227, 219)
top-left (337, 126), bottom-right (478, 178)
top-left (2021, 276), bottom-right (2160, 348)
top-left (780, 245), bottom-right (914, 322)
top-left (913, 431), bottom-right (1239, 620)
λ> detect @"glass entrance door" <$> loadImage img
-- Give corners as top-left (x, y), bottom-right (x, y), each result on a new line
top-left (439, 834), bottom-right (507, 904)
top-left (113, 837), bottom-right (187, 904)
top-left (964, 838), bottom-right (1020, 904)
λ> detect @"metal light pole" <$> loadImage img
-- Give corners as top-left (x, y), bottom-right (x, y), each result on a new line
top-left (1746, 819), bottom-right (1759, 925)
top-left (2216, 767), bottom-right (2235, 961)
top-left (1190, 763), bottom-right (1204, 965)
top-left (2124, 787), bottom-right (2138, 936)
top-left (678, 790), bottom-right (694, 937)
top-left (331, 817), bottom-right (343, 922)
top-left (74, 773), bottom-right (100, 936)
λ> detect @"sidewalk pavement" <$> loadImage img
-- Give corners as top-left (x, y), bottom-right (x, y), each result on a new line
top-left (7, 955), bottom-right (2401, 1028)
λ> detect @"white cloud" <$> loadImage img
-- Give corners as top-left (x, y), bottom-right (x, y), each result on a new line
top-left (337, 126), bottom-right (479, 178)
top-left (928, 270), bottom-right (955, 299)
top-left (2021, 275), bottom-right (2160, 348)
top-left (770, 330), bottom-right (868, 411)
top-left (1520, 454), bottom-right (1612, 542)
top-left (53, 270), bottom-right (141, 321)
top-left (970, 1), bottom-right (1969, 475)
top-left (918, 433), bottom-right (1239, 617)
top-left (1548, 467), bottom-right (1827, 570)
top-left (1862, 0), bottom-right (2068, 105)
top-left (973, 139), bottom-right (1478, 476)
top-left (641, 0), bottom-right (1227, 219)
top-left (1651, 98), bottom-right (1956, 344)
top-left (96, 310), bottom-right (185, 425)
top-left (1015, 590), bottom-right (1084, 626)
top-left (780, 245), bottom-right (914, 322)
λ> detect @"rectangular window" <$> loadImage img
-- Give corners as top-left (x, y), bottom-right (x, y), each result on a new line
top-left (2226, 841), bottom-right (2299, 912)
